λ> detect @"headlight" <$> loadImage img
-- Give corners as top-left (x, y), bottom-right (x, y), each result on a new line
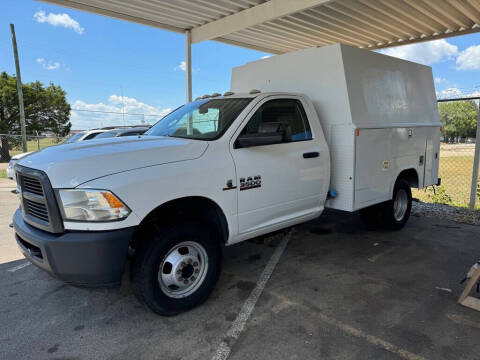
top-left (57, 189), bottom-right (131, 222)
top-left (8, 160), bottom-right (15, 169)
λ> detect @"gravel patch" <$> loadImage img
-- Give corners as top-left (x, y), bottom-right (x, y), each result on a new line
top-left (412, 201), bottom-right (480, 226)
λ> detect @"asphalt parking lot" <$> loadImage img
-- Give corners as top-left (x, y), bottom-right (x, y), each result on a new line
top-left (1, 177), bottom-right (480, 360)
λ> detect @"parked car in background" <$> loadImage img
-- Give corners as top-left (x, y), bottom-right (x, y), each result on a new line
top-left (7, 152), bottom-right (33, 180)
top-left (63, 129), bottom-right (110, 144)
top-left (94, 127), bottom-right (150, 139)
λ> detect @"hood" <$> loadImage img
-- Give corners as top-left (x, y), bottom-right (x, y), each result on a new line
top-left (18, 136), bottom-right (208, 188)
top-left (12, 151), bottom-right (34, 160)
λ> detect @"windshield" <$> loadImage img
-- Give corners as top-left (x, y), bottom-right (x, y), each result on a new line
top-left (95, 131), bottom-right (119, 139)
top-left (63, 132), bottom-right (84, 144)
top-left (145, 98), bottom-right (252, 140)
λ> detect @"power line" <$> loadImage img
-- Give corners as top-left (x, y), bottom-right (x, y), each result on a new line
top-left (70, 108), bottom-right (165, 116)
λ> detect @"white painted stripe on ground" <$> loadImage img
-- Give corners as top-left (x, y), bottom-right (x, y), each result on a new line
top-left (368, 247), bottom-right (397, 263)
top-left (7, 262), bottom-right (31, 272)
top-left (211, 232), bottom-right (290, 360)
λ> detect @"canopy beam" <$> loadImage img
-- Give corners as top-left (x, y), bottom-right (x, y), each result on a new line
top-left (185, 29), bottom-right (192, 103)
top-left (190, 0), bottom-right (332, 44)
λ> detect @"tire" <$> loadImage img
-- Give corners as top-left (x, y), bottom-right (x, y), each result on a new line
top-left (131, 221), bottom-right (222, 316)
top-left (382, 179), bottom-right (412, 230)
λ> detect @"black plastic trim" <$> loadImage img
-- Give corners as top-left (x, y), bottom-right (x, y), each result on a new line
top-left (303, 151), bottom-right (319, 158)
top-left (13, 208), bottom-right (134, 287)
top-left (15, 164), bottom-right (64, 234)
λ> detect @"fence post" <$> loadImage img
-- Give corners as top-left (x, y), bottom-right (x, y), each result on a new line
top-left (469, 103), bottom-right (480, 210)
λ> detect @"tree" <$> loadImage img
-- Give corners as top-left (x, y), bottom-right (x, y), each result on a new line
top-left (0, 72), bottom-right (71, 161)
top-left (439, 100), bottom-right (478, 143)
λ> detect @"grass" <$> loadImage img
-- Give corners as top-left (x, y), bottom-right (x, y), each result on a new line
top-left (412, 155), bottom-right (480, 209)
top-left (0, 169), bottom-right (6, 179)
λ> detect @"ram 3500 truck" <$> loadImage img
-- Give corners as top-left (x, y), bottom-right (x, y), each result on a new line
top-left (13, 44), bottom-right (440, 315)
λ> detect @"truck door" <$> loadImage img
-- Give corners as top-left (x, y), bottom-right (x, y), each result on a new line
top-left (230, 97), bottom-right (327, 235)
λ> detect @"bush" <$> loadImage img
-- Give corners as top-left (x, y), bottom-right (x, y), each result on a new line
top-left (426, 185), bottom-right (453, 205)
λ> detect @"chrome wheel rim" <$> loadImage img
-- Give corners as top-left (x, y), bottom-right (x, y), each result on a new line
top-left (158, 241), bottom-right (208, 299)
top-left (393, 189), bottom-right (408, 222)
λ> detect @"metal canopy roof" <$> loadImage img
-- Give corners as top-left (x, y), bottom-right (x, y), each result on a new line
top-left (41, 0), bottom-right (480, 54)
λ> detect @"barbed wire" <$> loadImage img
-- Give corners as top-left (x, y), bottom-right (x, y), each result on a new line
top-left (437, 86), bottom-right (480, 101)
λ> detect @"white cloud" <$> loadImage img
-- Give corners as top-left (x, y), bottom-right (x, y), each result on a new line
top-left (70, 95), bottom-right (171, 129)
top-left (434, 77), bottom-right (446, 85)
top-left (456, 45), bottom-right (480, 70)
top-left (33, 10), bottom-right (84, 34)
top-left (174, 61), bottom-right (186, 71)
top-left (437, 87), bottom-right (462, 99)
top-left (379, 39), bottom-right (458, 65)
top-left (261, 55), bottom-right (272, 59)
top-left (36, 57), bottom-right (61, 70)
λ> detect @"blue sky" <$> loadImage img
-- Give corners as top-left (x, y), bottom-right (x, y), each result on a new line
top-left (1, 0), bottom-right (480, 129)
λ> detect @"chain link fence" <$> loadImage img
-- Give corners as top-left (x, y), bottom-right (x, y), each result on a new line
top-left (0, 134), bottom-right (66, 162)
top-left (0, 110), bottom-right (163, 164)
top-left (413, 143), bottom-right (479, 209)
top-left (412, 98), bottom-right (480, 209)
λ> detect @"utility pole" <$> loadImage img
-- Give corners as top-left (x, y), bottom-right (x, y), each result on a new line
top-left (121, 85), bottom-right (125, 127)
top-left (10, 24), bottom-right (27, 153)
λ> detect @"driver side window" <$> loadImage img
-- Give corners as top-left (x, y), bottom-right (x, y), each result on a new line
top-left (241, 99), bottom-right (312, 142)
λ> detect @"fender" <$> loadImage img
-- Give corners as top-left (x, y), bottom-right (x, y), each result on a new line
top-left (389, 168), bottom-right (419, 198)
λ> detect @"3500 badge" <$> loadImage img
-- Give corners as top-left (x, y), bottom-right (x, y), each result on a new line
top-left (240, 175), bottom-right (261, 191)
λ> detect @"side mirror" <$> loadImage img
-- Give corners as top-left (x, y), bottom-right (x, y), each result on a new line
top-left (236, 122), bottom-right (292, 148)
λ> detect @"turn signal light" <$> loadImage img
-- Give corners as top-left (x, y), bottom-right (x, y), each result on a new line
top-left (102, 192), bottom-right (125, 208)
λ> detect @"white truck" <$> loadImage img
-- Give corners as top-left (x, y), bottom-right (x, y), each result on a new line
top-left (13, 44), bottom-right (440, 315)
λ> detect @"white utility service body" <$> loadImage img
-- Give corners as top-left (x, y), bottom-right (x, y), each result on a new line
top-left (13, 44), bottom-right (440, 315)
top-left (231, 43), bottom-right (441, 212)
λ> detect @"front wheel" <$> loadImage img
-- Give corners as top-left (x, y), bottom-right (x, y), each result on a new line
top-left (383, 179), bottom-right (412, 230)
top-left (131, 222), bottom-right (222, 315)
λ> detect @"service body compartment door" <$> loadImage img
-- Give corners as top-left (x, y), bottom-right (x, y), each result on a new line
top-left (354, 127), bottom-right (428, 210)
top-left (423, 129), bottom-right (441, 187)
top-left (354, 128), bottom-right (393, 208)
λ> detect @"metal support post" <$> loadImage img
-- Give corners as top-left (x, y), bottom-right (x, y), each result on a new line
top-left (185, 30), bottom-right (192, 103)
top-left (469, 102), bottom-right (480, 210)
top-left (185, 30), bottom-right (193, 135)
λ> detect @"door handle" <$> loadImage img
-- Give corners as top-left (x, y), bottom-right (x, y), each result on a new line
top-left (303, 151), bottom-right (319, 159)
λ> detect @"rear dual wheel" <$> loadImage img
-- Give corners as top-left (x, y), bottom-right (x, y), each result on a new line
top-left (359, 179), bottom-right (412, 230)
